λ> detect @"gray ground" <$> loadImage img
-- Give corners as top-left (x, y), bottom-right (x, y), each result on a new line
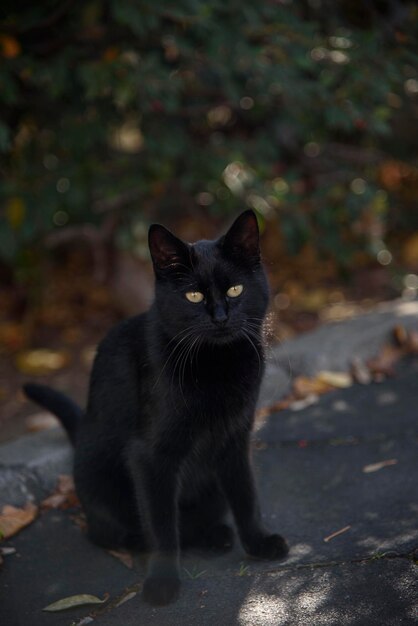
top-left (0, 300), bottom-right (417, 625)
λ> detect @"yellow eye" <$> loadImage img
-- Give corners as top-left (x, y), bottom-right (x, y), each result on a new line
top-left (226, 284), bottom-right (243, 298)
top-left (185, 291), bottom-right (204, 303)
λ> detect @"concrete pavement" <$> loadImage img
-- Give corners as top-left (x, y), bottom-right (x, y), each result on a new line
top-left (1, 300), bottom-right (417, 625)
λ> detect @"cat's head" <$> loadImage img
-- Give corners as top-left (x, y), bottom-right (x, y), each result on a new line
top-left (148, 210), bottom-right (269, 344)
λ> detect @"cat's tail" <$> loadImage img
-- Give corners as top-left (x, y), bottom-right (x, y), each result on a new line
top-left (23, 383), bottom-right (82, 446)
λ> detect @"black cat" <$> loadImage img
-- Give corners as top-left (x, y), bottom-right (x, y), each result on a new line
top-left (24, 210), bottom-right (289, 606)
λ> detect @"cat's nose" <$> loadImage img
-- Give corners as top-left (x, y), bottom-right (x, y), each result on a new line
top-left (212, 304), bottom-right (228, 326)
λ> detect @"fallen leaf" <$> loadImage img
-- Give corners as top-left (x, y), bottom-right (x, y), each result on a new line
top-left (323, 525), bottom-right (351, 542)
top-left (43, 594), bottom-right (108, 612)
top-left (25, 412), bottom-right (58, 433)
top-left (293, 376), bottom-right (332, 398)
top-left (15, 348), bottom-right (70, 375)
top-left (316, 371), bottom-right (352, 388)
top-left (350, 357), bottom-right (372, 385)
top-left (393, 325), bottom-right (408, 347)
top-left (292, 288), bottom-right (329, 312)
top-left (115, 591), bottom-right (137, 607)
top-left (289, 394), bottom-right (319, 411)
top-left (57, 474), bottom-right (75, 492)
top-left (0, 503), bottom-right (38, 539)
top-left (107, 549), bottom-right (134, 569)
top-left (406, 330), bottom-right (418, 354)
top-left (70, 512), bottom-right (88, 531)
top-left (81, 346), bottom-right (97, 367)
top-left (255, 398), bottom-right (292, 420)
top-left (41, 475), bottom-right (80, 510)
top-left (75, 618), bottom-right (94, 626)
top-left (0, 322), bottom-right (26, 351)
top-left (367, 344), bottom-right (402, 378)
top-left (363, 459), bottom-right (398, 473)
top-left (402, 232), bottom-right (418, 266)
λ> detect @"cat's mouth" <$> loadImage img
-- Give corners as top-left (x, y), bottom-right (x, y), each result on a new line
top-left (207, 325), bottom-right (240, 343)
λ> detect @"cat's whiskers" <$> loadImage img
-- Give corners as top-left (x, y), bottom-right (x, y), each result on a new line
top-left (187, 334), bottom-right (200, 381)
top-left (240, 328), bottom-right (262, 375)
top-left (177, 340), bottom-right (191, 408)
top-left (191, 335), bottom-right (203, 385)
top-left (169, 331), bottom-right (199, 410)
top-left (244, 318), bottom-right (293, 406)
top-left (152, 327), bottom-right (198, 392)
top-left (256, 318), bottom-right (293, 383)
top-left (168, 342), bottom-right (189, 409)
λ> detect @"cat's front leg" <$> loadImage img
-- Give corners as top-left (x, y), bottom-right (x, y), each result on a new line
top-left (218, 437), bottom-right (289, 560)
top-left (127, 443), bottom-right (181, 606)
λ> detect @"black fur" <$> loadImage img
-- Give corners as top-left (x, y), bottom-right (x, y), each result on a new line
top-left (24, 210), bottom-right (289, 606)
top-left (23, 383), bottom-right (81, 445)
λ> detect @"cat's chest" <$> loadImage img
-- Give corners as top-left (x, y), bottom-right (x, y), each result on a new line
top-left (163, 340), bottom-right (263, 388)
top-left (179, 419), bottom-right (238, 482)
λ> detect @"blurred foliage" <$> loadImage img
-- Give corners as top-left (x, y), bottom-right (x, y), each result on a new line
top-left (1, 0), bottom-right (418, 281)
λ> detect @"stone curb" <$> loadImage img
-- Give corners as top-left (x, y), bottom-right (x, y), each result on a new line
top-left (259, 298), bottom-right (418, 405)
top-left (0, 429), bottom-right (72, 506)
top-left (1, 298), bottom-right (417, 507)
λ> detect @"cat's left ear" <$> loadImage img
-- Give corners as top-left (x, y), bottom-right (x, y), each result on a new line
top-left (148, 224), bottom-right (191, 272)
top-left (221, 210), bottom-right (260, 262)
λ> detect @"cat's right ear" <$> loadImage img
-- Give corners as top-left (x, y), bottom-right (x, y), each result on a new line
top-left (148, 224), bottom-right (191, 272)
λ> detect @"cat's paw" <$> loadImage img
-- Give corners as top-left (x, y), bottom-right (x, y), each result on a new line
top-left (245, 533), bottom-right (289, 560)
top-left (142, 575), bottom-right (181, 606)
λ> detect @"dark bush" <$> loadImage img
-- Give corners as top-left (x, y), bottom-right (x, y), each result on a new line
top-left (1, 1), bottom-right (417, 279)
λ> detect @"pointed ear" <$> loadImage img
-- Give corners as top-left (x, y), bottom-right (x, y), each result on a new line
top-left (148, 224), bottom-right (191, 272)
top-left (222, 210), bottom-right (260, 262)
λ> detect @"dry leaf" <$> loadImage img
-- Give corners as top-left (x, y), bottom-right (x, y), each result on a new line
top-left (70, 512), bottom-right (88, 531)
top-left (25, 412), bottom-right (58, 433)
top-left (293, 376), bottom-right (332, 399)
top-left (316, 371), bottom-right (352, 388)
top-left (255, 398), bottom-right (293, 420)
top-left (367, 344), bottom-right (402, 378)
top-left (0, 503), bottom-right (38, 539)
top-left (289, 394), bottom-right (319, 411)
top-left (350, 357), bottom-right (372, 385)
top-left (107, 549), bottom-right (134, 569)
top-left (402, 232), bottom-right (418, 266)
top-left (0, 322), bottom-right (26, 351)
top-left (393, 325), bottom-right (408, 347)
top-left (41, 475), bottom-right (80, 510)
top-left (363, 459), bottom-right (398, 473)
top-left (56, 474), bottom-right (76, 493)
top-left (81, 346), bottom-right (97, 367)
top-left (15, 348), bottom-right (70, 375)
top-left (76, 617), bottom-right (94, 625)
top-left (115, 591), bottom-right (137, 607)
top-left (43, 594), bottom-right (107, 612)
top-left (406, 330), bottom-right (418, 354)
